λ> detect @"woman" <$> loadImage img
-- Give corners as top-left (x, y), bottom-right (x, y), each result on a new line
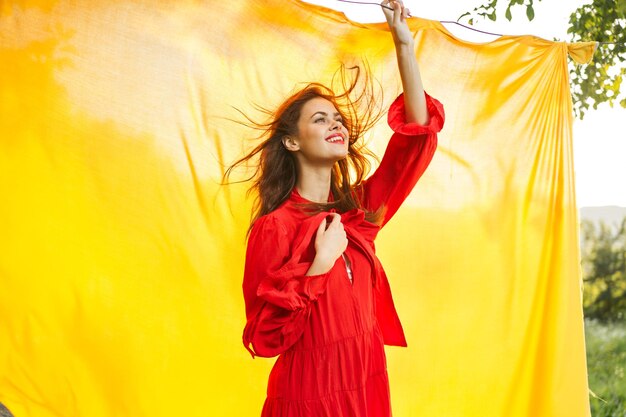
top-left (230, 1), bottom-right (445, 415)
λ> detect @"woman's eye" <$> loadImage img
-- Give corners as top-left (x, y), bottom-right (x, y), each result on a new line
top-left (315, 117), bottom-right (325, 123)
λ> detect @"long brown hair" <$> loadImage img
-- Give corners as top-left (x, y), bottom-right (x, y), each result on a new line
top-left (223, 64), bottom-right (385, 234)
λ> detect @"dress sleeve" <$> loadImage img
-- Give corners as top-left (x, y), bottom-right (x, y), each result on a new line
top-left (242, 214), bottom-right (331, 358)
top-left (358, 91), bottom-right (445, 228)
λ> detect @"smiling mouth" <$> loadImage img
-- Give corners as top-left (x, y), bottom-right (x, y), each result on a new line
top-left (325, 134), bottom-right (345, 144)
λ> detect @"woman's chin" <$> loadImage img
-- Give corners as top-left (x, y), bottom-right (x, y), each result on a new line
top-left (334, 148), bottom-right (350, 159)
top-left (332, 153), bottom-right (349, 162)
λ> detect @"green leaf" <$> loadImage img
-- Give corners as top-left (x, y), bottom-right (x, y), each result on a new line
top-left (505, 5), bottom-right (512, 21)
top-left (617, 0), bottom-right (626, 18)
top-left (526, 5), bottom-right (535, 21)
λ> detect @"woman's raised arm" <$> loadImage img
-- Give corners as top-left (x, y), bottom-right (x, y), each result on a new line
top-left (355, 1), bottom-right (445, 228)
top-left (382, 0), bottom-right (429, 125)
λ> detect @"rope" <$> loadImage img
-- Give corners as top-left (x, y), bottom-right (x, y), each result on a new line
top-left (334, 0), bottom-right (622, 45)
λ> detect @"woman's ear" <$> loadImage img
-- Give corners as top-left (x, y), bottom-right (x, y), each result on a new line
top-left (282, 135), bottom-right (300, 152)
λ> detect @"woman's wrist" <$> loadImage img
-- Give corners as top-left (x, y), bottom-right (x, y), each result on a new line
top-left (305, 254), bottom-right (334, 276)
top-left (395, 39), bottom-right (415, 53)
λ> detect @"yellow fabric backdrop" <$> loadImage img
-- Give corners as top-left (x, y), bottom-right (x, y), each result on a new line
top-left (0, 1), bottom-right (595, 416)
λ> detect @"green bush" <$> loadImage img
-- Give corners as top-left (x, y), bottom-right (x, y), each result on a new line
top-left (581, 218), bottom-right (626, 323)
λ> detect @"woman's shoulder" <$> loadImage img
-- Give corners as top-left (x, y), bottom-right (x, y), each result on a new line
top-left (250, 189), bottom-right (324, 237)
top-left (250, 208), bottom-right (294, 238)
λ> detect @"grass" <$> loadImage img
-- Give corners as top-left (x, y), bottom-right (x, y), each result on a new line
top-left (585, 318), bottom-right (626, 417)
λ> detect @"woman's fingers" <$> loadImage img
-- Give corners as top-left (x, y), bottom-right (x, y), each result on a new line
top-left (381, 0), bottom-right (393, 24)
top-left (328, 213), bottom-right (343, 229)
top-left (393, 1), bottom-right (403, 24)
top-left (316, 217), bottom-right (327, 237)
top-left (382, 1), bottom-right (409, 25)
top-left (326, 213), bottom-right (348, 252)
top-left (314, 213), bottom-right (346, 259)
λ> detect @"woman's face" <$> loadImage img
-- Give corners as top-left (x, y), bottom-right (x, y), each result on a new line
top-left (290, 97), bottom-right (349, 164)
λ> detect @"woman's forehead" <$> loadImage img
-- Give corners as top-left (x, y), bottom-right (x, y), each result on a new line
top-left (301, 97), bottom-right (339, 117)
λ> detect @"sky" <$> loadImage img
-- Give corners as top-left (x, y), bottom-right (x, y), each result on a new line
top-left (306, 0), bottom-right (626, 208)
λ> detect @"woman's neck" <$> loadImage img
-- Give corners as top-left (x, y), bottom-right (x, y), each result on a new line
top-left (295, 165), bottom-right (332, 203)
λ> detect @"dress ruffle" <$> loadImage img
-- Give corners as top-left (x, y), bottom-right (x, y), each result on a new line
top-left (262, 326), bottom-right (390, 417)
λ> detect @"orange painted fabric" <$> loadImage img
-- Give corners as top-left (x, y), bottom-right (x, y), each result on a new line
top-left (242, 93), bottom-right (444, 415)
top-left (0, 0), bottom-right (594, 416)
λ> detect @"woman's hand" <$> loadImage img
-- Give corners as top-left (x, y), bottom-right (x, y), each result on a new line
top-left (306, 213), bottom-right (348, 276)
top-left (315, 213), bottom-right (348, 262)
top-left (382, 0), bottom-right (429, 125)
top-left (381, 0), bottom-right (414, 46)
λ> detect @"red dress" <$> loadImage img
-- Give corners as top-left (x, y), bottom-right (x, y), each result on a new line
top-left (242, 93), bottom-right (445, 417)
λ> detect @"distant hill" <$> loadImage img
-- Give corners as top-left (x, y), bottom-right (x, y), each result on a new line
top-left (580, 206), bottom-right (626, 228)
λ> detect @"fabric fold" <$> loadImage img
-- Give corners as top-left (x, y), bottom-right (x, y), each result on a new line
top-left (567, 41), bottom-right (598, 64)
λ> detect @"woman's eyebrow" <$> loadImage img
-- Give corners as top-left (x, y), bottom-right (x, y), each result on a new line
top-left (310, 111), bottom-right (341, 119)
